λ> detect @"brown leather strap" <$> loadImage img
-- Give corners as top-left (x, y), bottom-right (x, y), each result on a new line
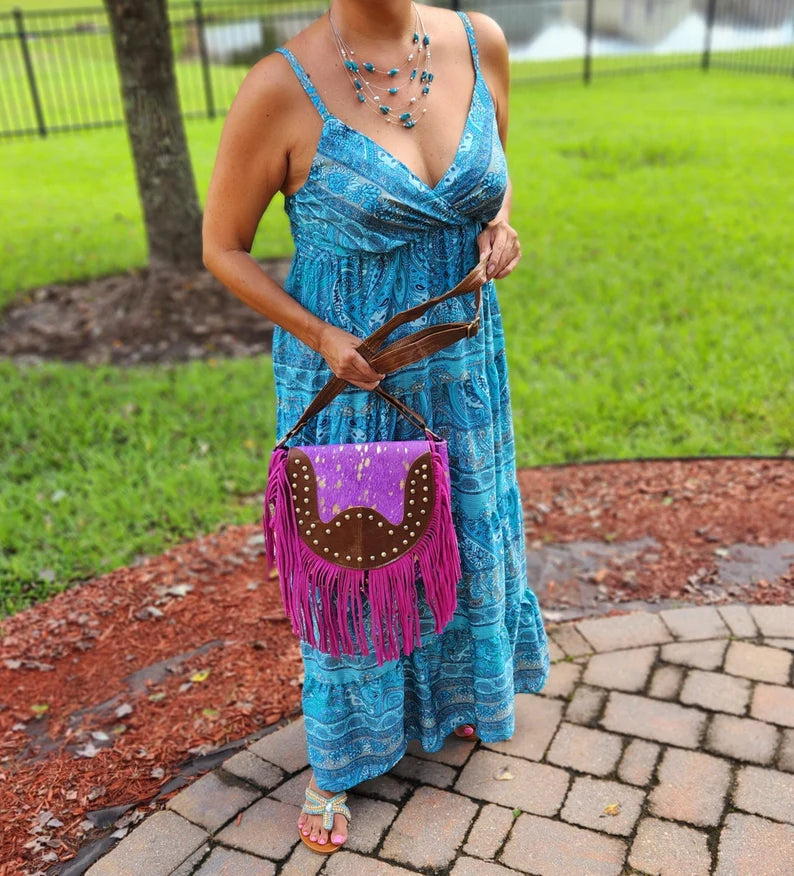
top-left (276, 257), bottom-right (488, 448)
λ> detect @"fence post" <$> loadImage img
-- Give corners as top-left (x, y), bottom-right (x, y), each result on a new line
top-left (194, 0), bottom-right (215, 119)
top-left (583, 0), bottom-right (595, 84)
top-left (702, 0), bottom-right (717, 71)
top-left (13, 7), bottom-right (47, 137)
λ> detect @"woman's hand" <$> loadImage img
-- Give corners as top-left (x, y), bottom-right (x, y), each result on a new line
top-left (477, 217), bottom-right (522, 280)
top-left (317, 324), bottom-right (386, 390)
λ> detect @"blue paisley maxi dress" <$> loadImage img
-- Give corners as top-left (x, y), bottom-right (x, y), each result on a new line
top-left (271, 11), bottom-right (550, 793)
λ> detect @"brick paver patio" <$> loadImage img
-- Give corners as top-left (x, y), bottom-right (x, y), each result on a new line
top-left (85, 604), bottom-right (794, 875)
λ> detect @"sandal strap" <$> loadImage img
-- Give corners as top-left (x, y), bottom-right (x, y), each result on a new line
top-left (302, 787), bottom-right (352, 832)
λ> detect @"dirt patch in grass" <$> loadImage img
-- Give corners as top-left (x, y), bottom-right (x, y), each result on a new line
top-left (0, 260), bottom-right (290, 366)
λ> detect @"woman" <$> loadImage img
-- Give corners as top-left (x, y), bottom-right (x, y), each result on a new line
top-left (202, 0), bottom-right (549, 855)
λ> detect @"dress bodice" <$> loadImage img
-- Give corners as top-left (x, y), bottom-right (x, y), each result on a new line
top-left (275, 11), bottom-right (508, 255)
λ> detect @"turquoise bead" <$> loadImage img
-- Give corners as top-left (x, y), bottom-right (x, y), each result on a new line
top-left (422, 86), bottom-right (429, 95)
top-left (389, 87), bottom-right (398, 95)
top-left (413, 32), bottom-right (419, 42)
top-left (354, 78), bottom-right (362, 89)
top-left (428, 73), bottom-right (434, 82)
top-left (344, 59), bottom-right (359, 73)
top-left (400, 112), bottom-right (411, 120)
top-left (420, 71), bottom-right (427, 81)
top-left (364, 62), bottom-right (375, 72)
top-left (404, 120), bottom-right (416, 128)
top-left (388, 68), bottom-right (399, 77)
top-left (423, 34), bottom-right (430, 46)
top-left (410, 69), bottom-right (417, 81)
top-left (357, 93), bottom-right (365, 102)
top-left (379, 105), bottom-right (390, 114)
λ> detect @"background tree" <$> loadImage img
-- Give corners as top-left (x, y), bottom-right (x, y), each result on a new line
top-left (104, 0), bottom-right (203, 271)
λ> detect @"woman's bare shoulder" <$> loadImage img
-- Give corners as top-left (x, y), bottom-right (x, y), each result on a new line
top-left (228, 51), bottom-right (299, 126)
top-left (465, 11), bottom-right (509, 68)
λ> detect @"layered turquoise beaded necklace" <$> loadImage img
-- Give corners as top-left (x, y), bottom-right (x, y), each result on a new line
top-left (328, 2), bottom-right (433, 129)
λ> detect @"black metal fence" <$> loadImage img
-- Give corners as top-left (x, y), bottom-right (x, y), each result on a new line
top-left (1, 0), bottom-right (792, 139)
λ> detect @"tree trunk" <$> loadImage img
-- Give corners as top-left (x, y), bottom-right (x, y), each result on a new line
top-left (105, 0), bottom-right (203, 271)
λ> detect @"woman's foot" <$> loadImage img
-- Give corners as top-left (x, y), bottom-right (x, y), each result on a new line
top-left (454, 724), bottom-right (477, 738)
top-left (297, 773), bottom-right (349, 848)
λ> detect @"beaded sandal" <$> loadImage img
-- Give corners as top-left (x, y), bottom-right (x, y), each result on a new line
top-left (299, 786), bottom-right (352, 855)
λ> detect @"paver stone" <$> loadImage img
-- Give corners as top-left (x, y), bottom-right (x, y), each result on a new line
top-left (222, 751), bottom-right (285, 792)
top-left (546, 723), bottom-right (623, 776)
top-left (660, 639), bottom-right (727, 670)
top-left (463, 803), bottom-right (515, 859)
top-left (629, 817), bottom-right (711, 876)
top-left (715, 813), bottom-right (794, 876)
top-left (706, 714), bottom-right (779, 765)
top-left (648, 665), bottom-right (683, 700)
top-left (194, 847), bottom-right (275, 876)
top-left (780, 729), bottom-right (794, 773)
top-left (577, 612), bottom-right (672, 651)
top-left (390, 753), bottom-right (456, 788)
top-left (539, 660), bottom-right (582, 698)
top-left (85, 810), bottom-right (207, 876)
top-left (215, 797), bottom-right (299, 861)
top-left (481, 694), bottom-right (563, 761)
top-left (601, 692), bottom-right (706, 747)
top-left (733, 765), bottom-right (794, 824)
top-left (565, 685), bottom-right (607, 725)
top-left (167, 769), bottom-right (261, 832)
top-left (660, 606), bottom-right (729, 640)
top-left (560, 776), bottom-right (645, 836)
top-left (455, 750), bottom-right (569, 815)
top-left (583, 647), bottom-right (657, 692)
top-left (649, 748), bottom-right (731, 827)
top-left (751, 605), bottom-right (794, 638)
top-left (500, 813), bottom-right (627, 876)
top-left (752, 683), bottom-right (794, 728)
top-left (380, 786), bottom-right (477, 870)
top-left (248, 717), bottom-right (308, 773)
top-left (724, 640), bottom-right (792, 684)
top-left (679, 668), bottom-right (751, 715)
top-left (618, 739), bottom-right (660, 786)
top-left (718, 604), bottom-right (757, 638)
top-left (342, 795), bottom-right (398, 854)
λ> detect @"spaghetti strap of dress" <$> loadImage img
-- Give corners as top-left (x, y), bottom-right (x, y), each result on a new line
top-left (273, 46), bottom-right (331, 122)
top-left (456, 10), bottom-right (481, 71)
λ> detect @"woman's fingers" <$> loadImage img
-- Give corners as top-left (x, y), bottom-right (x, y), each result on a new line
top-left (494, 253), bottom-right (521, 280)
top-left (334, 348), bottom-right (384, 388)
top-left (478, 220), bottom-right (521, 279)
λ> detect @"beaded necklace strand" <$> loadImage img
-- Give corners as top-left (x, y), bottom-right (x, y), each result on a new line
top-left (328, 2), bottom-right (433, 129)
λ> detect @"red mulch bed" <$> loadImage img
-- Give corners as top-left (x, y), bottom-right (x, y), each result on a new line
top-left (2, 457), bottom-right (793, 874)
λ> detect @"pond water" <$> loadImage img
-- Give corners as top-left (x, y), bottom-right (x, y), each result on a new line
top-left (512, 10), bottom-right (794, 60)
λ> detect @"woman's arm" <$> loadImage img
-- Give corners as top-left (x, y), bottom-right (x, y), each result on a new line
top-left (467, 12), bottom-right (522, 281)
top-left (202, 54), bottom-right (384, 390)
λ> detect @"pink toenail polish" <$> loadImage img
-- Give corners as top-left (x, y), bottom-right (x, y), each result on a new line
top-left (332, 834), bottom-right (344, 844)
top-left (319, 838), bottom-right (326, 845)
top-left (463, 725), bottom-right (474, 736)
top-left (302, 829), bottom-right (309, 835)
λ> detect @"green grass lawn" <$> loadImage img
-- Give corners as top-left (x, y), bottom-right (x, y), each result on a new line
top-left (1, 67), bottom-right (793, 616)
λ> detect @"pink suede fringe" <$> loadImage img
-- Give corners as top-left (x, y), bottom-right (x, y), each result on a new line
top-left (263, 441), bottom-right (461, 666)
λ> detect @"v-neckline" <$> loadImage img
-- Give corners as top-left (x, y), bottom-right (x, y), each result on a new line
top-left (323, 70), bottom-right (480, 195)
top-left (280, 46), bottom-right (482, 198)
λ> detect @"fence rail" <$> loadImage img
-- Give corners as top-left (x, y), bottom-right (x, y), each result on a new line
top-left (1, 0), bottom-right (792, 139)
